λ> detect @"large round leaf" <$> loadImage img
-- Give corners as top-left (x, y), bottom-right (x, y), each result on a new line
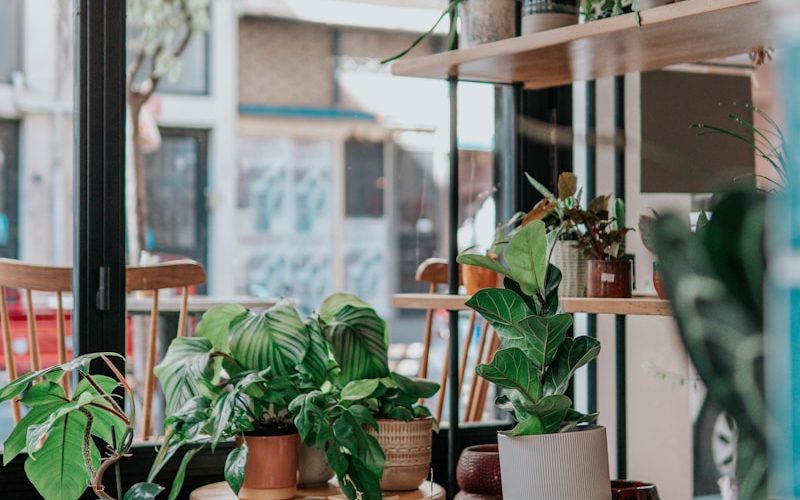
top-left (324, 305), bottom-right (389, 384)
top-left (228, 301), bottom-right (309, 375)
top-left (155, 336), bottom-right (215, 416)
top-left (504, 221), bottom-right (548, 297)
top-left (195, 304), bottom-right (247, 351)
top-left (475, 348), bottom-right (541, 403)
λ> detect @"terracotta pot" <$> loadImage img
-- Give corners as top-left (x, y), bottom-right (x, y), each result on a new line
top-left (463, 264), bottom-right (499, 296)
top-left (497, 426), bottom-right (611, 500)
top-left (551, 240), bottom-right (588, 297)
top-left (298, 443), bottom-right (334, 488)
top-left (652, 262), bottom-right (667, 300)
top-left (611, 480), bottom-right (661, 500)
top-left (240, 427), bottom-right (299, 500)
top-left (587, 260), bottom-right (633, 298)
top-left (522, 0), bottom-right (579, 35)
top-left (459, 0), bottom-right (517, 48)
top-left (367, 418), bottom-right (432, 491)
top-left (455, 444), bottom-right (502, 499)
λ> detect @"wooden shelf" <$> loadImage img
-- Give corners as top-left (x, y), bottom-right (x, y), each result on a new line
top-left (391, 0), bottom-right (770, 88)
top-left (392, 293), bottom-right (672, 316)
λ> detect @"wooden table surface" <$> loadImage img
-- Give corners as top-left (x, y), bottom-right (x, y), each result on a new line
top-left (190, 481), bottom-right (445, 500)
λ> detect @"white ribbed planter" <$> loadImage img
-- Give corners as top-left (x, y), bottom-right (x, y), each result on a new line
top-left (497, 426), bottom-right (611, 500)
top-left (551, 240), bottom-right (587, 297)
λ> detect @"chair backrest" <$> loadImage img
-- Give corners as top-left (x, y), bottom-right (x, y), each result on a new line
top-left (0, 258), bottom-right (73, 422)
top-left (126, 259), bottom-right (206, 440)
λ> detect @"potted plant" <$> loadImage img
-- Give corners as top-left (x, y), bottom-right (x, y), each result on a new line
top-left (0, 353), bottom-right (176, 500)
top-left (525, 171), bottom-right (588, 297)
top-left (153, 300), bottom-right (324, 500)
top-left (292, 293), bottom-right (440, 499)
top-left (457, 214), bottom-right (522, 295)
top-left (640, 209), bottom-right (709, 299)
top-left (582, 0), bottom-right (674, 21)
top-left (564, 195), bottom-right (634, 298)
top-left (461, 221), bottom-right (608, 499)
top-left (522, 0), bottom-right (580, 35)
top-left (381, 0), bottom-right (517, 64)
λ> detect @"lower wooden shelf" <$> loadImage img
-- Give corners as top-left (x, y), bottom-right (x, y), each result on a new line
top-left (392, 293), bottom-right (672, 316)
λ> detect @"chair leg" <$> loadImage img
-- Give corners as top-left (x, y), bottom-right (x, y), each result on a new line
top-left (435, 335), bottom-right (450, 422)
top-left (465, 320), bottom-right (490, 421)
top-left (458, 311), bottom-right (477, 393)
top-left (418, 284), bottom-right (436, 380)
top-left (142, 292), bottom-right (159, 441)
top-left (0, 288), bottom-right (19, 422)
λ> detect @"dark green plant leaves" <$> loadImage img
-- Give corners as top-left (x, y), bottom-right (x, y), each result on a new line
top-left (229, 301), bottom-right (309, 375)
top-left (504, 221), bottom-right (548, 297)
top-left (456, 254), bottom-right (508, 275)
top-left (324, 305), bottom-right (389, 384)
top-left (389, 372), bottom-right (439, 400)
top-left (168, 447), bottom-right (202, 500)
top-left (300, 316), bottom-right (330, 387)
top-left (155, 336), bottom-right (215, 416)
top-left (224, 442), bottom-right (248, 495)
top-left (507, 395), bottom-right (571, 436)
top-left (544, 336), bottom-right (601, 396)
top-left (517, 314), bottom-right (572, 372)
top-left (465, 288), bottom-right (531, 327)
top-left (195, 304), bottom-right (247, 351)
top-left (476, 348), bottom-right (541, 403)
top-left (124, 482), bottom-right (165, 500)
top-left (3, 397), bottom-right (68, 465)
top-left (341, 378), bottom-right (381, 400)
top-left (24, 411), bottom-right (100, 500)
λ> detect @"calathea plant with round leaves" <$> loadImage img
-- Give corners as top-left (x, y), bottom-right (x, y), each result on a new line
top-left (291, 293), bottom-right (439, 500)
top-left (150, 299), bottom-right (328, 499)
top-left (458, 221), bottom-right (601, 435)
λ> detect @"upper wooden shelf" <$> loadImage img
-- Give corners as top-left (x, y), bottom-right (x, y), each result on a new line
top-left (391, 0), bottom-right (771, 88)
top-left (392, 293), bottom-right (672, 316)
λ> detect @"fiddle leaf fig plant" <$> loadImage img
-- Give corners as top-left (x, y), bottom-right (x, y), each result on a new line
top-left (0, 353), bottom-right (171, 500)
top-left (463, 221), bottom-right (601, 436)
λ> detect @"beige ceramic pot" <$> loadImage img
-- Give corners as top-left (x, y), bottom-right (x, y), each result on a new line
top-left (367, 418), bottom-right (433, 491)
top-left (521, 0), bottom-right (579, 35)
top-left (551, 240), bottom-right (587, 297)
top-left (239, 429), bottom-right (299, 500)
top-left (459, 0), bottom-right (517, 48)
top-left (298, 443), bottom-right (334, 488)
top-left (497, 426), bottom-right (611, 500)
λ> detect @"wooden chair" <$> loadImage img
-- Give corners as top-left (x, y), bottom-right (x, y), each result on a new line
top-left (126, 259), bottom-right (206, 440)
top-left (414, 258), bottom-right (499, 423)
top-left (0, 259), bottom-right (73, 422)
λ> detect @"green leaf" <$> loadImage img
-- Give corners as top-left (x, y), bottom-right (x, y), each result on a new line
top-left (386, 406), bottom-right (414, 420)
top-left (3, 398), bottom-right (69, 465)
top-left (504, 221), bottom-right (548, 297)
top-left (389, 372), bottom-right (439, 400)
top-left (348, 404), bottom-right (379, 432)
top-left (341, 378), bottom-right (382, 400)
top-left (524, 172), bottom-right (558, 205)
top-left (465, 288), bottom-right (531, 328)
top-left (25, 411), bottom-right (100, 500)
top-left (224, 443), bottom-right (248, 495)
top-left (319, 292), bottom-right (373, 323)
top-left (544, 336), bottom-right (601, 395)
top-left (324, 305), bottom-right (390, 384)
top-left (300, 316), bottom-right (330, 387)
top-left (168, 447), bottom-right (202, 500)
top-left (517, 314), bottom-right (572, 371)
top-left (542, 264), bottom-right (563, 316)
top-left (209, 392), bottom-right (236, 450)
top-left (0, 352), bottom-right (122, 403)
top-left (20, 381), bottom-right (66, 406)
top-left (476, 348), bottom-right (541, 403)
top-left (456, 254), bottom-right (508, 276)
top-left (25, 391), bottom-right (103, 456)
top-left (506, 395), bottom-right (572, 436)
top-left (196, 304), bottom-right (247, 351)
top-left (124, 483), bottom-right (165, 500)
top-left (333, 410), bottom-right (385, 479)
top-left (507, 414), bottom-right (544, 436)
top-left (229, 301), bottom-right (309, 375)
top-left (155, 336), bottom-right (215, 417)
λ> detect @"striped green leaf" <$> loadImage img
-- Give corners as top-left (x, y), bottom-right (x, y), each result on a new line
top-left (324, 305), bottom-right (389, 384)
top-left (155, 336), bottom-right (215, 416)
top-left (228, 300), bottom-right (309, 376)
top-left (196, 304), bottom-right (247, 351)
top-left (300, 316), bottom-right (331, 386)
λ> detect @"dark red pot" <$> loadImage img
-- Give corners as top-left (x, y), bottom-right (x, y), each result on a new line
top-left (455, 444), bottom-right (502, 499)
top-left (611, 480), bottom-right (660, 500)
top-left (587, 259), bottom-right (633, 298)
top-left (653, 262), bottom-right (667, 299)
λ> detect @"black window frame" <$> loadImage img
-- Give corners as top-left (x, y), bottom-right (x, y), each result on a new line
top-left (0, 119), bottom-right (20, 258)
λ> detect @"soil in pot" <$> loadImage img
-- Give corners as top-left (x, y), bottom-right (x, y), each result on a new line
top-left (551, 240), bottom-right (587, 297)
top-left (298, 443), bottom-right (334, 488)
top-left (463, 263), bottom-right (499, 296)
top-left (522, 0), bottom-right (579, 35)
top-left (240, 424), bottom-right (299, 500)
top-left (459, 0), bottom-right (516, 48)
top-left (366, 418), bottom-right (433, 491)
top-left (455, 444), bottom-right (502, 499)
top-left (497, 426), bottom-right (611, 500)
top-left (587, 259), bottom-right (633, 298)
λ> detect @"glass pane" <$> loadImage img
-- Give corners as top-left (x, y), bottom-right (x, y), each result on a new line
top-left (0, 0), bottom-right (20, 81)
